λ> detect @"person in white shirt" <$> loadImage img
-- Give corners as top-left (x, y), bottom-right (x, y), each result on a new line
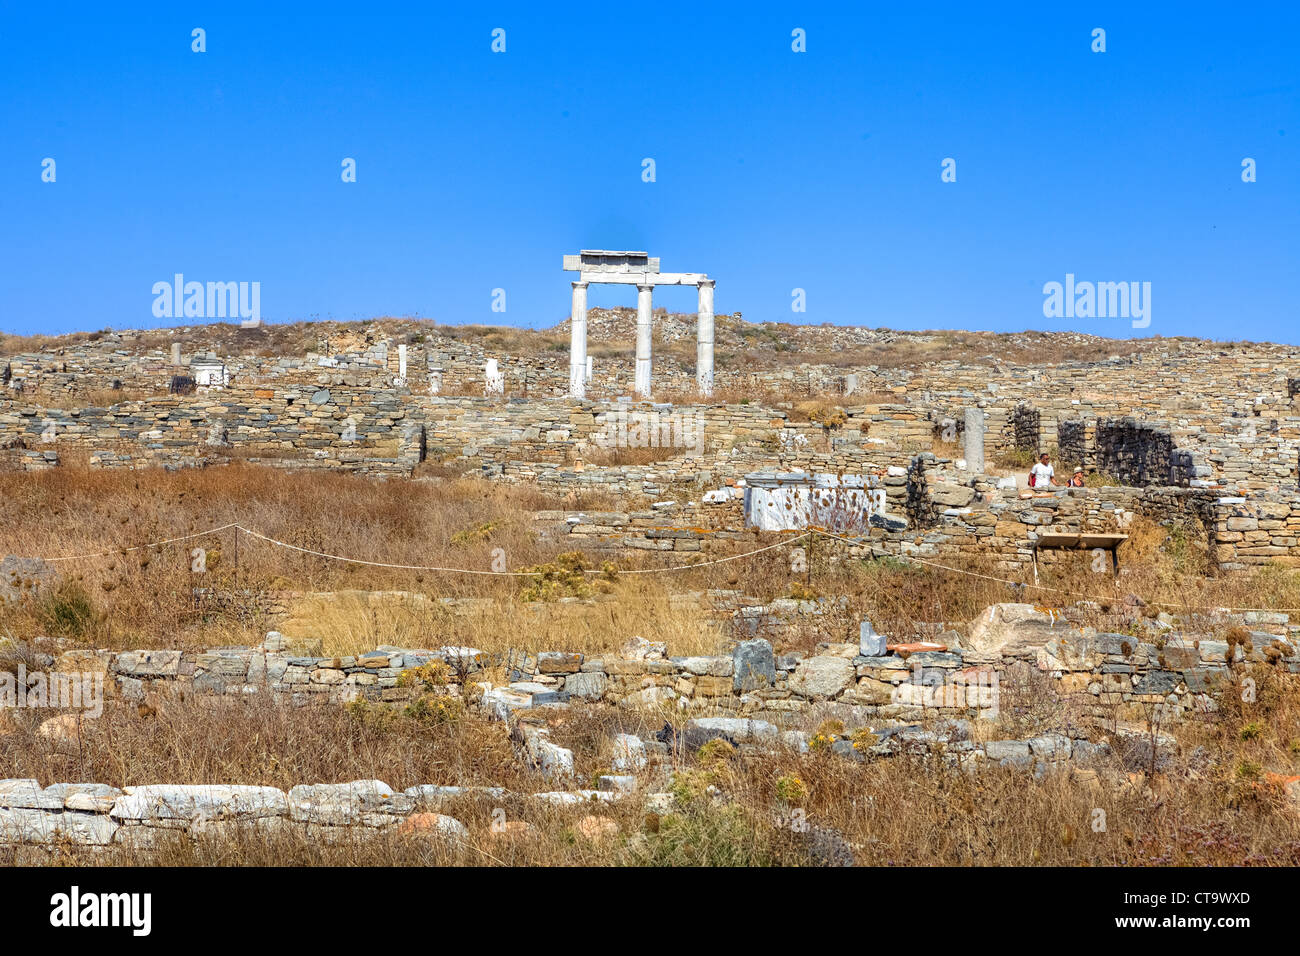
top-left (1030, 452), bottom-right (1055, 489)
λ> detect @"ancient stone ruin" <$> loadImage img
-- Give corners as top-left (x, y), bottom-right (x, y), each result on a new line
top-left (563, 250), bottom-right (715, 398)
top-left (6, 316), bottom-right (1300, 869)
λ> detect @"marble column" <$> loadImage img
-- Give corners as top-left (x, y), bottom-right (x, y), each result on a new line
top-left (569, 281), bottom-right (588, 398)
top-left (964, 407), bottom-right (985, 473)
top-left (635, 283), bottom-right (653, 397)
top-left (696, 279), bottom-right (715, 396)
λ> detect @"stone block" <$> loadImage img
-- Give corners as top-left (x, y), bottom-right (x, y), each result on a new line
top-left (287, 780), bottom-right (413, 825)
top-left (733, 638), bottom-right (775, 692)
top-left (111, 784), bottom-right (288, 822)
top-left (788, 656), bottom-right (856, 699)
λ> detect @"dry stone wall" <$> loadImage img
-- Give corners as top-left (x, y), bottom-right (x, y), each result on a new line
top-left (6, 596), bottom-right (1296, 850)
top-left (8, 324), bottom-right (1300, 492)
top-left (7, 325), bottom-right (1300, 575)
top-left (536, 477), bottom-right (1300, 573)
top-left (31, 601), bottom-right (1294, 724)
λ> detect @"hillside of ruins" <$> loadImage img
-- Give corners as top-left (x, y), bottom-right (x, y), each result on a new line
top-left (3, 309), bottom-right (1300, 867)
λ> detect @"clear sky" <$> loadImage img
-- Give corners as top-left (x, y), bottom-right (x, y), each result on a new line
top-left (2, 2), bottom-right (1297, 342)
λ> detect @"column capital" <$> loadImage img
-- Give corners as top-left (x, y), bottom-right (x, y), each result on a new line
top-left (571, 280), bottom-right (588, 290)
top-left (698, 278), bottom-right (716, 289)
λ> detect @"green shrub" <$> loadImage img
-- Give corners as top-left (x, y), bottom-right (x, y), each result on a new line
top-left (1239, 721), bottom-right (1264, 741)
top-left (625, 803), bottom-right (775, 866)
top-left (520, 551), bottom-right (596, 602)
top-left (38, 582), bottom-right (99, 640)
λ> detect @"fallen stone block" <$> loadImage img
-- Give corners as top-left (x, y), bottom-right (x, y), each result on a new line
top-left (563, 672), bottom-right (607, 700)
top-left (984, 740), bottom-right (1031, 761)
top-left (684, 717), bottom-right (778, 748)
top-left (0, 779), bottom-right (63, 810)
top-left (44, 783), bottom-right (122, 814)
top-left (113, 650), bottom-right (183, 678)
top-left (111, 784), bottom-right (288, 822)
top-left (523, 789), bottom-right (618, 806)
top-left (0, 808), bottom-right (117, 845)
top-left (287, 780), bottom-right (413, 825)
top-left (966, 604), bottom-right (1068, 656)
top-left (508, 682), bottom-right (563, 706)
top-left (611, 733), bottom-right (648, 772)
top-left (521, 729), bottom-right (575, 781)
top-left (537, 651), bottom-right (583, 674)
top-left (672, 656), bottom-right (734, 677)
top-left (597, 775), bottom-right (637, 793)
top-left (1027, 733), bottom-right (1072, 759)
top-left (403, 784), bottom-right (507, 806)
top-left (620, 686), bottom-right (676, 707)
top-left (859, 620), bottom-right (888, 657)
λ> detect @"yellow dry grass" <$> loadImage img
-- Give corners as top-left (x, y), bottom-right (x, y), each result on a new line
top-left (276, 582), bottom-right (725, 659)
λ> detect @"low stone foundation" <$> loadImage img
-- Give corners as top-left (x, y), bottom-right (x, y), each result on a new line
top-left (23, 600), bottom-right (1299, 728)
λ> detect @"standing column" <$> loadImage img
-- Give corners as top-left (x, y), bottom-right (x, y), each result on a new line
top-left (696, 279), bottom-right (715, 397)
top-left (964, 407), bottom-right (986, 473)
top-left (635, 283), bottom-right (653, 397)
top-left (569, 281), bottom-right (588, 399)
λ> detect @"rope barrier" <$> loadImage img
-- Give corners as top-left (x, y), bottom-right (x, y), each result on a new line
top-left (234, 526), bottom-right (543, 576)
top-left (31, 524), bottom-right (240, 562)
top-left (14, 524), bottom-right (811, 577)
top-left (240, 525), bottom-right (810, 575)
top-left (11, 521), bottom-right (1300, 614)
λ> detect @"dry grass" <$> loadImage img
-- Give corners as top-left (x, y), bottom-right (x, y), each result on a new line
top-left (7, 657), bottom-right (1300, 866)
top-left (33, 386), bottom-right (166, 407)
top-left (0, 692), bottom-right (524, 793)
top-left (272, 582), bottom-right (725, 659)
top-left (3, 464), bottom-right (1300, 869)
top-left (0, 329), bottom-right (110, 354)
top-left (125, 318), bottom-right (445, 359)
top-left (433, 323), bottom-right (567, 355)
top-left (0, 464), bottom-right (617, 651)
top-left (574, 445), bottom-right (689, 467)
top-left (5, 466), bottom-right (1300, 659)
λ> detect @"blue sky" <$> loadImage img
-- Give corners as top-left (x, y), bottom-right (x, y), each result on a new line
top-left (2, 2), bottom-right (1297, 342)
